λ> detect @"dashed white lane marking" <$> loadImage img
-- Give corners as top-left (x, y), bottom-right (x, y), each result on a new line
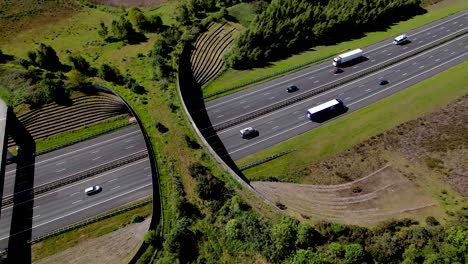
top-left (395, 69), bottom-right (400, 73)
top-left (269, 97), bottom-right (275, 100)
top-left (108, 178), bottom-right (118, 183)
top-left (72, 200), bottom-right (82, 205)
top-left (32, 215), bottom-right (41, 219)
top-left (111, 186), bottom-right (120, 191)
top-left (419, 65), bottom-right (424, 69)
top-left (447, 29), bottom-right (451, 32)
top-left (365, 89), bottom-right (371, 92)
top-left (33, 205), bottom-right (40, 209)
top-left (403, 46), bottom-right (408, 49)
top-left (56, 161), bottom-right (65, 166)
top-left (352, 66), bottom-right (358, 69)
top-left (91, 149), bottom-right (100, 154)
top-left (382, 49), bottom-right (387, 52)
top-left (124, 139), bottom-right (133, 143)
top-left (144, 167), bottom-right (150, 170)
top-left (56, 168), bottom-right (66, 173)
top-left (387, 53), bottom-right (392, 56)
top-left (418, 40), bottom-right (423, 43)
top-left (243, 105), bottom-right (250, 109)
top-left (371, 59), bottom-right (375, 62)
top-left (239, 100), bottom-right (246, 104)
top-left (451, 52), bottom-right (456, 55)
top-left (272, 126), bottom-right (279, 130)
top-left (313, 80), bottom-right (319, 83)
top-left (403, 73), bottom-right (408, 76)
top-left (432, 35), bottom-right (437, 38)
top-left (435, 58), bottom-right (441, 62)
top-left (263, 92), bottom-right (270, 95)
top-left (345, 97), bottom-right (351, 100)
top-left (70, 192), bottom-right (80, 196)
top-left (338, 93), bottom-right (344, 96)
top-left (125, 145), bottom-right (135, 149)
top-left (92, 156), bottom-right (101, 161)
top-left (308, 76), bottom-right (314, 79)
top-left (217, 115), bottom-right (224, 118)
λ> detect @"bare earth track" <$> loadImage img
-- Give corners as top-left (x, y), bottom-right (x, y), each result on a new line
top-left (252, 95), bottom-right (468, 224)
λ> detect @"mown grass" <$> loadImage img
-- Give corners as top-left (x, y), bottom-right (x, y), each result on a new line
top-left (227, 3), bottom-right (257, 27)
top-left (202, 0), bottom-right (468, 97)
top-left (33, 114), bottom-right (133, 153)
top-left (31, 202), bottom-right (152, 262)
top-left (238, 61), bottom-right (468, 182)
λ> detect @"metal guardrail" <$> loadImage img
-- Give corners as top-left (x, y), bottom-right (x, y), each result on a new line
top-left (238, 149), bottom-right (296, 171)
top-left (211, 28), bottom-right (468, 132)
top-left (202, 51), bottom-right (347, 99)
top-left (1, 150), bottom-right (148, 208)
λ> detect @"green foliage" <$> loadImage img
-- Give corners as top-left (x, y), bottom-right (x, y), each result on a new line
top-left (226, 0), bottom-right (424, 69)
top-left (296, 223), bottom-right (321, 249)
top-left (131, 215), bottom-right (145, 223)
top-left (68, 54), bottom-right (96, 76)
top-left (144, 230), bottom-right (159, 244)
top-left (269, 217), bottom-right (300, 261)
top-left (163, 217), bottom-right (196, 262)
top-left (128, 6), bottom-right (164, 33)
top-left (328, 242), bottom-right (343, 258)
top-left (98, 21), bottom-right (108, 39)
top-left (288, 249), bottom-right (330, 264)
top-left (344, 244), bottom-right (365, 264)
top-left (99, 16), bottom-right (145, 44)
top-left (148, 37), bottom-right (173, 80)
top-left (23, 44), bottom-right (63, 72)
top-left (189, 162), bottom-right (227, 201)
top-left (24, 70), bottom-right (70, 107)
top-left (98, 63), bottom-right (123, 84)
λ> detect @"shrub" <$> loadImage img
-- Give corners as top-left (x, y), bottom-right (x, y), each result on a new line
top-left (98, 63), bottom-right (123, 84)
top-left (144, 230), bottom-right (159, 244)
top-left (425, 216), bottom-right (439, 226)
top-left (344, 244), bottom-right (365, 264)
top-left (68, 54), bottom-right (96, 76)
top-left (155, 122), bottom-right (169, 133)
top-left (185, 135), bottom-right (201, 149)
top-left (132, 215), bottom-right (145, 223)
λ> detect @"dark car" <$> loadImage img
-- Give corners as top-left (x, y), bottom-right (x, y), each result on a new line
top-left (240, 127), bottom-right (258, 139)
top-left (84, 186), bottom-right (102, 195)
top-left (332, 68), bottom-right (343, 74)
top-left (380, 80), bottom-right (389, 85)
top-left (286, 85), bottom-right (298, 93)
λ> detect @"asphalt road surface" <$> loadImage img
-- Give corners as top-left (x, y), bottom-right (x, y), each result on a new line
top-left (2, 125), bottom-right (147, 197)
top-left (200, 11), bottom-right (467, 128)
top-left (0, 158), bottom-right (152, 250)
top-left (214, 33), bottom-right (467, 160)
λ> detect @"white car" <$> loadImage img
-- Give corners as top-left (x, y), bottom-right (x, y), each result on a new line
top-left (393, 34), bottom-right (408, 45)
top-left (84, 186), bottom-right (102, 195)
top-left (240, 127), bottom-right (258, 139)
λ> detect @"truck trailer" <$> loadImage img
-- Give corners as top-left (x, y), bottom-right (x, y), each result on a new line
top-left (332, 49), bottom-right (363, 66)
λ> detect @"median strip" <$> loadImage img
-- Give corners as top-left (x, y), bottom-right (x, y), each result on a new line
top-left (2, 150), bottom-right (148, 208)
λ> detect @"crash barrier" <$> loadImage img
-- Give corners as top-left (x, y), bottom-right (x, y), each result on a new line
top-left (202, 51), bottom-right (346, 100)
top-left (211, 28), bottom-right (468, 132)
top-left (238, 149), bottom-right (296, 171)
top-left (1, 150), bottom-right (148, 208)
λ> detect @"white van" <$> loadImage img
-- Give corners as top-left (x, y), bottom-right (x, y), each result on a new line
top-left (393, 34), bottom-right (408, 45)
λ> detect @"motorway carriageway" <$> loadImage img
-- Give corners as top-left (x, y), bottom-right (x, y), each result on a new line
top-left (0, 125), bottom-right (152, 250)
top-left (213, 32), bottom-right (467, 160)
top-left (199, 11), bottom-right (467, 127)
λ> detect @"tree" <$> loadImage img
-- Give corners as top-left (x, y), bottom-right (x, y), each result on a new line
top-left (296, 223), bottom-right (320, 249)
top-left (27, 44), bottom-right (62, 71)
top-left (98, 21), bottom-right (108, 39)
top-left (270, 217), bottom-right (299, 261)
top-left (68, 54), bottom-right (95, 76)
top-left (289, 249), bottom-right (330, 264)
top-left (344, 244), bottom-right (365, 264)
top-left (144, 230), bottom-right (160, 244)
top-left (98, 63), bottom-right (123, 84)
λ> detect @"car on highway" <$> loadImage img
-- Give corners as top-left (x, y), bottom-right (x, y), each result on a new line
top-left (393, 34), bottom-right (408, 45)
top-left (286, 85), bottom-right (298, 93)
top-left (84, 186), bottom-right (102, 195)
top-left (332, 68), bottom-right (343, 74)
top-left (380, 80), bottom-right (389, 85)
top-left (240, 127), bottom-right (258, 139)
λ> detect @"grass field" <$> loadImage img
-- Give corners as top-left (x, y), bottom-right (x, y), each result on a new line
top-left (202, 0), bottom-right (468, 97)
top-left (238, 61), bottom-right (468, 182)
top-left (31, 202), bottom-right (152, 262)
top-left (227, 3), bottom-right (258, 27)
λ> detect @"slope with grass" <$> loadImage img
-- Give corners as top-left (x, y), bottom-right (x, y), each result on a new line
top-left (190, 22), bottom-right (237, 87)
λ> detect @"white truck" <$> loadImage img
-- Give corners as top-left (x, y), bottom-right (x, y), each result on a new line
top-left (332, 49), bottom-right (363, 66)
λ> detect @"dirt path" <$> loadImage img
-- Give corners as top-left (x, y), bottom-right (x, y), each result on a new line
top-left (33, 218), bottom-right (151, 264)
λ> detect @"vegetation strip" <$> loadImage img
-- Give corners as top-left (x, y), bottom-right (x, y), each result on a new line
top-left (202, 51), bottom-right (344, 99)
top-left (211, 28), bottom-right (467, 132)
top-left (2, 150), bottom-right (148, 207)
top-left (34, 121), bottom-right (136, 156)
top-left (238, 149), bottom-right (295, 171)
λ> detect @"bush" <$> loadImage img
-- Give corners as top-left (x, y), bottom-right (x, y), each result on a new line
top-left (98, 63), bottom-right (123, 84)
top-left (144, 230), bottom-right (160, 244)
top-left (68, 54), bottom-right (96, 76)
top-left (425, 216), bottom-right (439, 226)
top-left (155, 122), bottom-right (169, 133)
top-left (132, 215), bottom-right (145, 223)
top-left (344, 244), bottom-right (365, 264)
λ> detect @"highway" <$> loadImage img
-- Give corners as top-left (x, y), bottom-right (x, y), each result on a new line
top-left (2, 125), bottom-right (147, 197)
top-left (0, 158), bottom-right (152, 250)
top-left (213, 32), bottom-right (467, 160)
top-left (199, 11), bottom-right (467, 128)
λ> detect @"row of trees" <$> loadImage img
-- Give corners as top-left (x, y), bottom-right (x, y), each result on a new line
top-left (225, 0), bottom-right (424, 68)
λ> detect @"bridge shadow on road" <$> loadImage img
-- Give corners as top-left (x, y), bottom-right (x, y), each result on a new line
top-left (5, 108), bottom-right (35, 264)
top-left (178, 45), bottom-right (249, 183)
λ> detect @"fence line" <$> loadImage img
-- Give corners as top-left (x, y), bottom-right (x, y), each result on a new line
top-left (239, 149), bottom-right (296, 171)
